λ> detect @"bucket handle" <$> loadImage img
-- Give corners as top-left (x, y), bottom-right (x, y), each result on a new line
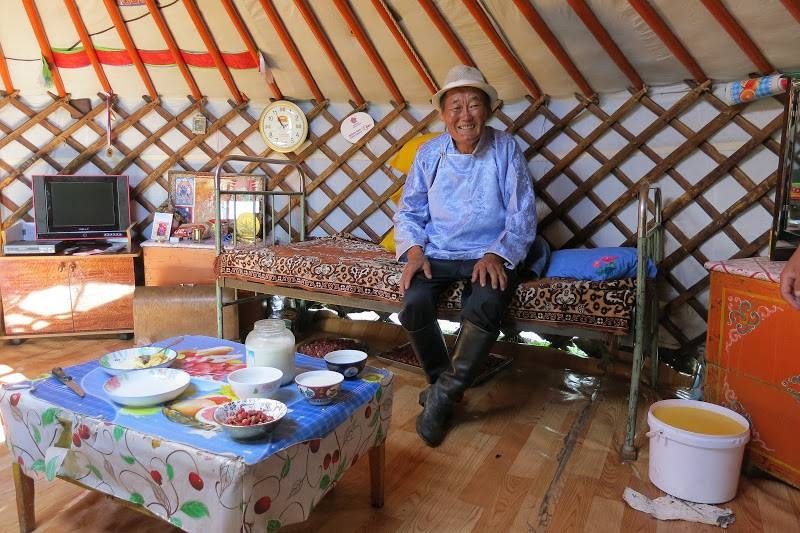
top-left (645, 430), bottom-right (660, 438)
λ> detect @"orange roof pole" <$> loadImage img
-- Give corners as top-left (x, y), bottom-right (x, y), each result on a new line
top-left (463, 0), bottom-right (541, 100)
top-left (221, 0), bottom-right (282, 100)
top-left (371, 0), bottom-right (437, 95)
top-left (21, 0), bottom-right (66, 97)
top-left (700, 0), bottom-right (774, 74)
top-left (417, 0), bottom-right (474, 66)
top-left (333, 0), bottom-right (404, 104)
top-left (567, 0), bottom-right (645, 90)
top-left (513, 0), bottom-right (594, 97)
top-left (0, 41), bottom-right (15, 93)
top-left (144, 0), bottom-right (201, 100)
top-left (295, 0), bottom-right (364, 106)
top-left (628, 0), bottom-right (707, 83)
top-left (182, 0), bottom-right (244, 103)
top-left (780, 0), bottom-right (800, 25)
top-left (257, 0), bottom-right (324, 102)
top-left (64, 0), bottom-right (112, 94)
top-left (101, 0), bottom-right (157, 99)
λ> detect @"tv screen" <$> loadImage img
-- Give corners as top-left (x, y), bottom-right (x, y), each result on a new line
top-left (33, 175), bottom-right (131, 241)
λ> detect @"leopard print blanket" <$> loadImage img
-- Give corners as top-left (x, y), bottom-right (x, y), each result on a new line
top-left (215, 234), bottom-right (636, 334)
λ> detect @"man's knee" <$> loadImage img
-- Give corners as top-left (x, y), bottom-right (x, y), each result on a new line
top-left (461, 283), bottom-right (512, 330)
top-left (400, 287), bottom-right (437, 330)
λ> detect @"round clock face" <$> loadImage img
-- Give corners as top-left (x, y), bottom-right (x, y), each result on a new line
top-left (258, 100), bottom-right (308, 153)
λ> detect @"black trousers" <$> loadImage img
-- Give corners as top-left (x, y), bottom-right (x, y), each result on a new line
top-left (398, 258), bottom-right (518, 333)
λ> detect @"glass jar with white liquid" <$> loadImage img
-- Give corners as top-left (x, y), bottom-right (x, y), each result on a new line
top-left (244, 318), bottom-right (295, 385)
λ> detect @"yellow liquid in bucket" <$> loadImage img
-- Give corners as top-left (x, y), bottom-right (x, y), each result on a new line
top-left (652, 406), bottom-right (746, 435)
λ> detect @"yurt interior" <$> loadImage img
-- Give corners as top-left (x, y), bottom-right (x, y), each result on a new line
top-left (0, 1), bottom-right (799, 532)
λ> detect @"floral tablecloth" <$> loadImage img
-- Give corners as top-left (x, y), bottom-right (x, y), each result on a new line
top-left (0, 335), bottom-right (394, 532)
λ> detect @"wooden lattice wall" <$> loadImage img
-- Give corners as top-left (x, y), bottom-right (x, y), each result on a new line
top-left (0, 85), bottom-right (785, 357)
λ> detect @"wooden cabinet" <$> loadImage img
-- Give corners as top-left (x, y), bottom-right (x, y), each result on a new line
top-left (704, 259), bottom-right (800, 489)
top-left (142, 240), bottom-right (215, 286)
top-left (0, 250), bottom-right (138, 339)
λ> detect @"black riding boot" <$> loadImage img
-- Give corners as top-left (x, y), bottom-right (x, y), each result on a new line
top-left (407, 321), bottom-right (450, 406)
top-left (416, 320), bottom-right (497, 447)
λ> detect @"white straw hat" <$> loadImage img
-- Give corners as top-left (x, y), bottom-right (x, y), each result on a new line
top-left (431, 65), bottom-right (498, 110)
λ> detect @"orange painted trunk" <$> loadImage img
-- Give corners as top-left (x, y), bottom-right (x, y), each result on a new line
top-left (705, 267), bottom-right (800, 489)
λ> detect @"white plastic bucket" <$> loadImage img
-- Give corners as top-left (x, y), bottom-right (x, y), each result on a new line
top-left (646, 399), bottom-right (750, 503)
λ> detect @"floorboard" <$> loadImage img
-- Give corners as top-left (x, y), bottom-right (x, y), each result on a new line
top-left (0, 327), bottom-right (798, 533)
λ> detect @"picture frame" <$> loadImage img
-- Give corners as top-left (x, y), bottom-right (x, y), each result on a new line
top-left (151, 211), bottom-right (174, 242)
top-left (167, 171), bottom-right (264, 225)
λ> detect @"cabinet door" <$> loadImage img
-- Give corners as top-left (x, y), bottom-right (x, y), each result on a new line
top-left (0, 259), bottom-right (74, 334)
top-left (69, 256), bottom-right (135, 332)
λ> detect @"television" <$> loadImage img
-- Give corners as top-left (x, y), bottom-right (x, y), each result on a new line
top-left (33, 174), bottom-right (131, 241)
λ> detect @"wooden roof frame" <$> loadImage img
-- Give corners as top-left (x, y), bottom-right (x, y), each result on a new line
top-left (258, 0), bottom-right (324, 103)
top-left (513, 0), bottom-right (594, 98)
top-left (0, 41), bottom-right (16, 94)
top-left (333, 0), bottom-right (405, 105)
top-left (64, 0), bottom-right (112, 95)
top-left (101, 0), bottom-right (157, 100)
top-left (418, 0), bottom-right (474, 67)
top-left (21, 0), bottom-right (66, 97)
top-left (371, 0), bottom-right (438, 96)
top-left (182, 0), bottom-right (244, 103)
top-left (567, 0), bottom-right (645, 91)
top-left (464, 0), bottom-right (542, 100)
top-left (628, 0), bottom-right (708, 84)
top-left (145, 0), bottom-right (202, 100)
top-left (222, 0), bottom-right (283, 101)
top-left (296, 0), bottom-right (364, 107)
top-left (700, 0), bottom-right (774, 75)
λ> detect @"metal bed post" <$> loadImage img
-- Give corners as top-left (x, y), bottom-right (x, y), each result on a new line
top-left (213, 155), bottom-right (307, 339)
top-left (621, 185), bottom-right (662, 461)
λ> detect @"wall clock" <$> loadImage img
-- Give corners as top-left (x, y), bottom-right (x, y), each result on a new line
top-left (258, 100), bottom-right (309, 153)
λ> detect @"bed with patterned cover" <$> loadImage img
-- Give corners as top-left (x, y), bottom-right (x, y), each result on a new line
top-left (215, 233), bottom-right (639, 335)
top-left (214, 185), bottom-right (663, 460)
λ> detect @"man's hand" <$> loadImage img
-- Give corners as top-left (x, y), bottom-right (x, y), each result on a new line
top-left (472, 253), bottom-right (507, 290)
top-left (399, 246), bottom-right (430, 296)
top-left (780, 248), bottom-right (800, 310)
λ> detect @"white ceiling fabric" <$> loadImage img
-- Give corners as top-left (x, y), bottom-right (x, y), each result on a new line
top-left (0, 0), bottom-right (798, 103)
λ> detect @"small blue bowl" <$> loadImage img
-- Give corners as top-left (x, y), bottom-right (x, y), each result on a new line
top-left (323, 349), bottom-right (368, 379)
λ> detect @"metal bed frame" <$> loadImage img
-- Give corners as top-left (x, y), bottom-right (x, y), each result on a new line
top-left (213, 154), bottom-right (663, 459)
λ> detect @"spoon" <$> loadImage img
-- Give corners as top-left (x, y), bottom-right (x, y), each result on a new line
top-left (140, 336), bottom-right (185, 366)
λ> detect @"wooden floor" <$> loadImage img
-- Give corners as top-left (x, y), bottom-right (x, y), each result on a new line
top-left (1, 326), bottom-right (799, 533)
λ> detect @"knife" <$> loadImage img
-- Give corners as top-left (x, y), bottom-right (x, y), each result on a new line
top-left (52, 367), bottom-right (85, 398)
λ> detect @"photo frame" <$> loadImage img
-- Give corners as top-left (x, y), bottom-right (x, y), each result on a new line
top-left (151, 212), bottom-right (174, 242)
top-left (167, 171), bottom-right (264, 225)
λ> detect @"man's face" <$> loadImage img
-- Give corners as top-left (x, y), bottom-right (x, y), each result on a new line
top-left (441, 87), bottom-right (490, 153)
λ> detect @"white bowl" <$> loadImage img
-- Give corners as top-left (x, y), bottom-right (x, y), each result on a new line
top-left (103, 368), bottom-right (191, 407)
top-left (324, 349), bottom-right (368, 379)
top-left (99, 346), bottom-right (178, 375)
top-left (214, 398), bottom-right (288, 440)
top-left (227, 366), bottom-right (283, 399)
top-left (295, 370), bottom-right (344, 405)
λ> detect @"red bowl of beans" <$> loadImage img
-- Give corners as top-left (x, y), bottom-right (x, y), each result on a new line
top-left (213, 398), bottom-right (287, 440)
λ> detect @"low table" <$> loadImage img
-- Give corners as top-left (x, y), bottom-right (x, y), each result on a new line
top-left (0, 335), bottom-right (394, 532)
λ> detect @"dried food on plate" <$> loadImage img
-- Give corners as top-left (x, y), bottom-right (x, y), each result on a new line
top-left (296, 337), bottom-right (369, 358)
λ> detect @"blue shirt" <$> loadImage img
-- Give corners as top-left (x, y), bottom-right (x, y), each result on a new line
top-left (393, 127), bottom-right (537, 268)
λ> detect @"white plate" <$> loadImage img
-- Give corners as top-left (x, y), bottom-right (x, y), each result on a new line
top-left (99, 347), bottom-right (178, 375)
top-left (103, 368), bottom-right (191, 407)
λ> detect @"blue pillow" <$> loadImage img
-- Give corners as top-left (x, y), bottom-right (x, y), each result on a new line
top-left (544, 247), bottom-right (657, 281)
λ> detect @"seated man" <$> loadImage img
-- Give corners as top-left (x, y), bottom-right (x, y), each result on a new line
top-left (393, 65), bottom-right (538, 447)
